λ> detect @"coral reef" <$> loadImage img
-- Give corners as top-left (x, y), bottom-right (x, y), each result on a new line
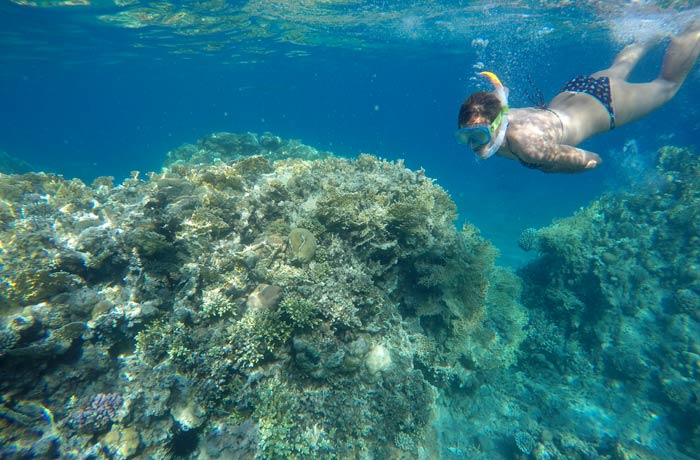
top-left (164, 131), bottom-right (331, 167)
top-left (517, 146), bottom-right (700, 459)
top-left (0, 150), bottom-right (33, 175)
top-left (0, 132), bottom-right (525, 459)
top-left (4, 133), bottom-right (699, 460)
top-left (517, 227), bottom-right (540, 252)
top-left (69, 393), bottom-right (124, 433)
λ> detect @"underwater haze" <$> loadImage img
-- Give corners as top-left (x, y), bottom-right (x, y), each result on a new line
top-left (2, 1), bottom-right (700, 459)
top-left (2, 0), bottom-right (699, 265)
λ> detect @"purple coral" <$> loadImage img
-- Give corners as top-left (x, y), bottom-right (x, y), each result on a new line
top-left (70, 393), bottom-right (123, 432)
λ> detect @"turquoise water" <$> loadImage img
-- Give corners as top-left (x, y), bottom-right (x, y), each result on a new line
top-left (1, 1), bottom-right (700, 459)
top-left (3, 1), bottom-right (699, 266)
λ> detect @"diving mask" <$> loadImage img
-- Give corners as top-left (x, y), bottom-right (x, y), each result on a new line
top-left (455, 107), bottom-right (508, 147)
top-left (456, 71), bottom-right (510, 159)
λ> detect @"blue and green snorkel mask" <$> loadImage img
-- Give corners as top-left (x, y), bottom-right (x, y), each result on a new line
top-left (455, 108), bottom-right (508, 147)
top-left (455, 71), bottom-right (510, 159)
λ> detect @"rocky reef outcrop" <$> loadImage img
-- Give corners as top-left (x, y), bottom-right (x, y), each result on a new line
top-left (5, 133), bottom-right (697, 460)
top-left (0, 132), bottom-right (526, 459)
top-left (517, 146), bottom-right (700, 459)
top-left (0, 150), bottom-right (33, 175)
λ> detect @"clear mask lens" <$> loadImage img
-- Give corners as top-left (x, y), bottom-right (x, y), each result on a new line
top-left (455, 125), bottom-right (492, 147)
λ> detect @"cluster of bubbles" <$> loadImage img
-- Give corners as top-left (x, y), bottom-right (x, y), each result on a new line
top-left (606, 139), bottom-right (664, 192)
top-left (605, 5), bottom-right (700, 47)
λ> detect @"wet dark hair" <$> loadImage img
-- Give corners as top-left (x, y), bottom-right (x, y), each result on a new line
top-left (457, 91), bottom-right (502, 128)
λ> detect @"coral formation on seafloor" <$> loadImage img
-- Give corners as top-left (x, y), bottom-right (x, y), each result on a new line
top-left (4, 133), bottom-right (698, 460)
top-left (0, 132), bottom-right (526, 460)
top-left (0, 150), bottom-right (33, 175)
top-left (516, 146), bottom-right (700, 459)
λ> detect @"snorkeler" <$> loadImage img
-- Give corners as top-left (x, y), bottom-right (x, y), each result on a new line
top-left (455, 23), bottom-right (700, 173)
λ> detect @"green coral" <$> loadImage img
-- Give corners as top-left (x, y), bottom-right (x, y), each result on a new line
top-left (524, 146), bottom-right (700, 322)
top-left (254, 377), bottom-right (333, 459)
top-left (278, 292), bottom-right (321, 329)
top-left (287, 228), bottom-right (317, 263)
top-left (200, 287), bottom-right (236, 318)
top-left (135, 319), bottom-right (194, 367)
top-left (519, 145), bottom-right (700, 454)
top-left (233, 155), bottom-right (274, 179)
top-left (0, 132), bottom-right (527, 460)
top-left (232, 308), bottom-right (294, 369)
top-left (165, 132), bottom-right (331, 167)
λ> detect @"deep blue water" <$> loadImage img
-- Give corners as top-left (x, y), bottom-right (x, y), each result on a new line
top-left (3, 2), bottom-right (700, 459)
top-left (1, 1), bottom-right (699, 266)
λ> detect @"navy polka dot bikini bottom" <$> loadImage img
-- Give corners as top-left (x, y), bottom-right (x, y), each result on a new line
top-left (560, 75), bottom-right (616, 130)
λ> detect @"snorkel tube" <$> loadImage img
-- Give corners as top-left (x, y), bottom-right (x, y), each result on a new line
top-left (477, 71), bottom-right (509, 159)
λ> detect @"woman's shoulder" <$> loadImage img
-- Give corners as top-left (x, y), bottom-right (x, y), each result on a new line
top-left (508, 108), bottom-right (559, 130)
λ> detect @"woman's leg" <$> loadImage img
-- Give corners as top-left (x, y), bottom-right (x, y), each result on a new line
top-left (593, 41), bottom-right (655, 80)
top-left (606, 24), bottom-right (700, 127)
top-left (660, 23), bottom-right (700, 85)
